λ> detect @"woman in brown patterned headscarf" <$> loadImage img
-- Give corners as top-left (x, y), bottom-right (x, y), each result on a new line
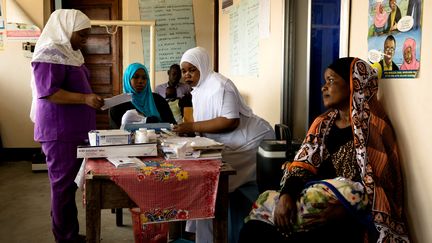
top-left (239, 58), bottom-right (410, 243)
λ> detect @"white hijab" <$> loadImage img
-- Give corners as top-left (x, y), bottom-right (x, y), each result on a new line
top-left (30, 9), bottom-right (91, 122)
top-left (180, 47), bottom-right (252, 121)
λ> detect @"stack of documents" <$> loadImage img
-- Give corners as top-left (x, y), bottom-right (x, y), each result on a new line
top-left (160, 136), bottom-right (224, 160)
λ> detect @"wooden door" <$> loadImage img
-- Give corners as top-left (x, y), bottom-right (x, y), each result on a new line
top-left (61, 0), bottom-right (122, 129)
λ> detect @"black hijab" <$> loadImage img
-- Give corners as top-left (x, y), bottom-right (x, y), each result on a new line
top-left (327, 57), bottom-right (355, 83)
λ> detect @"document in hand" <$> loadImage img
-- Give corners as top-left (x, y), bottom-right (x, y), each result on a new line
top-left (101, 93), bottom-right (132, 110)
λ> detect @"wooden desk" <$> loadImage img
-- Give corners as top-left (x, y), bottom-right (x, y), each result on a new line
top-left (85, 161), bottom-right (236, 243)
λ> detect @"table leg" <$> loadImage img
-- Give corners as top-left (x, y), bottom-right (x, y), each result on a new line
top-left (115, 208), bottom-right (123, 226)
top-left (213, 174), bottom-right (229, 243)
top-left (86, 179), bottom-right (101, 243)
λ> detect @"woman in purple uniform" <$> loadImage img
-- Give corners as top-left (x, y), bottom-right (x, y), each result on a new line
top-left (30, 9), bottom-right (103, 243)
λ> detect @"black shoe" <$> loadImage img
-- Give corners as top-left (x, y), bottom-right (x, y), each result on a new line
top-left (74, 234), bottom-right (86, 243)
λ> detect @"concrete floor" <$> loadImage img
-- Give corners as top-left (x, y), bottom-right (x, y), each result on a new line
top-left (0, 160), bottom-right (136, 243)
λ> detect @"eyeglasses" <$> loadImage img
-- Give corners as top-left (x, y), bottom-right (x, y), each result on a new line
top-left (385, 47), bottom-right (395, 53)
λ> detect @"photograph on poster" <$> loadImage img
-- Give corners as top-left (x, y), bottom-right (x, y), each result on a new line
top-left (367, 0), bottom-right (422, 78)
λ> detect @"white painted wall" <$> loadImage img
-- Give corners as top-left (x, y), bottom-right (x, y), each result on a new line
top-left (349, 1), bottom-right (432, 242)
top-left (0, 0), bottom-right (44, 148)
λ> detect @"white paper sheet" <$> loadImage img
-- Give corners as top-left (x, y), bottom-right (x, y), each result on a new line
top-left (101, 93), bottom-right (132, 110)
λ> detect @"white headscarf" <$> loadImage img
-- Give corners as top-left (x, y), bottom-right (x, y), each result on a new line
top-left (30, 9), bottom-right (91, 122)
top-left (32, 9), bottom-right (91, 66)
top-left (180, 47), bottom-right (252, 121)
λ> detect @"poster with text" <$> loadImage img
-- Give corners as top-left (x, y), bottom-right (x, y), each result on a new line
top-left (367, 0), bottom-right (422, 78)
top-left (229, 0), bottom-right (259, 76)
top-left (139, 0), bottom-right (196, 71)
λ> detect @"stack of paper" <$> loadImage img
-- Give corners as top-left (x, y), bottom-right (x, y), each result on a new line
top-left (160, 136), bottom-right (224, 160)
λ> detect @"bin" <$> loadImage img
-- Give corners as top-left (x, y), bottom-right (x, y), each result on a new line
top-left (130, 208), bottom-right (169, 243)
top-left (256, 139), bottom-right (301, 193)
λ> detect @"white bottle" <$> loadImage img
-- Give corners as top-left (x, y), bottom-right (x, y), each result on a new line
top-left (134, 128), bottom-right (149, 143)
top-left (147, 129), bottom-right (157, 143)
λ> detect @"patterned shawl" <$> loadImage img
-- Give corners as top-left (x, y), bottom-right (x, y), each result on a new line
top-left (282, 58), bottom-right (410, 242)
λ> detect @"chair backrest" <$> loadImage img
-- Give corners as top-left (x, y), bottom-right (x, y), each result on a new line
top-left (275, 123), bottom-right (292, 141)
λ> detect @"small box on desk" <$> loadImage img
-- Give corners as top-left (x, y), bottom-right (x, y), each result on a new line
top-left (88, 130), bottom-right (131, 146)
top-left (77, 143), bottom-right (157, 158)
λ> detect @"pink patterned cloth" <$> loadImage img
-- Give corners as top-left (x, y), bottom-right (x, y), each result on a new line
top-left (86, 158), bottom-right (221, 223)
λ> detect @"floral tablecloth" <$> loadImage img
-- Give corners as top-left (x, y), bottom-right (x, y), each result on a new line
top-left (85, 158), bottom-right (221, 223)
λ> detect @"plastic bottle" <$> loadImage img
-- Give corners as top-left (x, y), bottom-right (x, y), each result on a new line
top-left (147, 129), bottom-right (157, 143)
top-left (134, 128), bottom-right (149, 143)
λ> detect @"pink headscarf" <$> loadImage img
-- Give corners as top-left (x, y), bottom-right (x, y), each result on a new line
top-left (374, 3), bottom-right (388, 28)
top-left (400, 38), bottom-right (420, 70)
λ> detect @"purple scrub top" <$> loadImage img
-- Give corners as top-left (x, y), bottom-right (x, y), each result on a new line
top-left (33, 62), bottom-right (96, 142)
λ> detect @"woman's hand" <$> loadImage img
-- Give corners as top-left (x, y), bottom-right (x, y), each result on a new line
top-left (301, 199), bottom-right (347, 229)
top-left (84, 93), bottom-right (104, 109)
top-left (274, 193), bottom-right (296, 234)
top-left (47, 89), bottom-right (104, 109)
top-left (172, 122), bottom-right (195, 134)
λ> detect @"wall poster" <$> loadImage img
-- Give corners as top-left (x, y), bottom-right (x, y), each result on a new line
top-left (368, 0), bottom-right (423, 79)
top-left (139, 0), bottom-right (196, 71)
top-left (229, 0), bottom-right (259, 76)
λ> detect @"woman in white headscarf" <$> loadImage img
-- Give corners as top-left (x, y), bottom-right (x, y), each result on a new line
top-left (173, 47), bottom-right (275, 243)
top-left (31, 9), bottom-right (103, 243)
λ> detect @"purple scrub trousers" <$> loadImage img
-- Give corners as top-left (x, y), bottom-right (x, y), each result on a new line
top-left (42, 141), bottom-right (83, 242)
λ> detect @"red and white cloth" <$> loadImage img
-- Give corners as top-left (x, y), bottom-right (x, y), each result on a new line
top-left (85, 158), bottom-right (221, 223)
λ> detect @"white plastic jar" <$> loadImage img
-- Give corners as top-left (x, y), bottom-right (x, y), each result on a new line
top-left (134, 128), bottom-right (149, 143)
top-left (147, 129), bottom-right (157, 143)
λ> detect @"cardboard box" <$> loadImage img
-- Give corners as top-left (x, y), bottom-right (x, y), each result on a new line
top-left (77, 143), bottom-right (157, 158)
top-left (88, 130), bottom-right (131, 146)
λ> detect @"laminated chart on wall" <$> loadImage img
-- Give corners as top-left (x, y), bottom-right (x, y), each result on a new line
top-left (138, 0), bottom-right (196, 71)
top-left (229, 0), bottom-right (259, 76)
top-left (4, 0), bottom-right (40, 41)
